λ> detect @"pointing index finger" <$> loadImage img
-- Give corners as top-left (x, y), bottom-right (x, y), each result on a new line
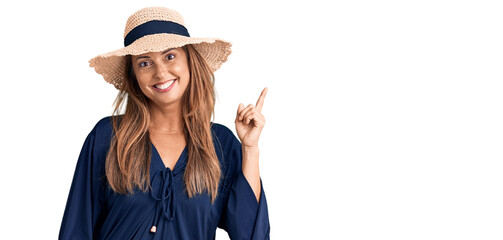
top-left (256, 87), bottom-right (268, 112)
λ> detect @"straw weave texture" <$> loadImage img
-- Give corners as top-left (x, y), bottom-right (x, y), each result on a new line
top-left (89, 7), bottom-right (232, 89)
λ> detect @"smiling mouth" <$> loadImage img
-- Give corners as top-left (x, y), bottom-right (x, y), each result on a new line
top-left (153, 79), bottom-right (176, 90)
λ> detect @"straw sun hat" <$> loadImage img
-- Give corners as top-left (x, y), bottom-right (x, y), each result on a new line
top-left (89, 7), bottom-right (232, 89)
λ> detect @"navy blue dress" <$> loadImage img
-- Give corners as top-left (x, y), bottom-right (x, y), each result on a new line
top-left (59, 117), bottom-right (270, 240)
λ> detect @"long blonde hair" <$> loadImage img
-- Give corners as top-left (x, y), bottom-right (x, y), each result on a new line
top-left (106, 44), bottom-right (221, 202)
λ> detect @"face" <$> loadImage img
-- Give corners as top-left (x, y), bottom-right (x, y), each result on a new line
top-left (131, 47), bottom-right (190, 108)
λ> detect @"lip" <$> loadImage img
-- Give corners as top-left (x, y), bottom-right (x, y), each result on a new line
top-left (152, 78), bottom-right (176, 87)
top-left (152, 79), bottom-right (176, 93)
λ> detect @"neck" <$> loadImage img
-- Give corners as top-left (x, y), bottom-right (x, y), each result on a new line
top-left (148, 101), bottom-right (184, 133)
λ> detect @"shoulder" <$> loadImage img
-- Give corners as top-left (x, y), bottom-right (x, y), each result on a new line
top-left (86, 116), bottom-right (116, 153)
top-left (93, 116), bottom-right (113, 132)
top-left (210, 122), bottom-right (243, 188)
top-left (210, 122), bottom-right (237, 143)
top-left (73, 116), bottom-right (114, 176)
top-left (89, 116), bottom-right (114, 139)
top-left (210, 122), bottom-right (242, 154)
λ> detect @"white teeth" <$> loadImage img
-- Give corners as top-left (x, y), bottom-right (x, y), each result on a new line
top-left (155, 80), bottom-right (175, 90)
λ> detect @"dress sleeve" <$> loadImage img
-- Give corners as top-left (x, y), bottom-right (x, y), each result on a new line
top-left (218, 133), bottom-right (270, 240)
top-left (59, 127), bottom-right (106, 240)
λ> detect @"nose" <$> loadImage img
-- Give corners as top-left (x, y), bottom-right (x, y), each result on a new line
top-left (154, 62), bottom-right (169, 80)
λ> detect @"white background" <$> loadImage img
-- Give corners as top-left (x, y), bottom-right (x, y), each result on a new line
top-left (0, 0), bottom-right (502, 239)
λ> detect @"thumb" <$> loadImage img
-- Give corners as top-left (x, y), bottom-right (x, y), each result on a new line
top-left (235, 103), bottom-right (244, 121)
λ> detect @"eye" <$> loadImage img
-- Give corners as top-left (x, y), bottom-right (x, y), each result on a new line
top-left (139, 61), bottom-right (151, 67)
top-left (166, 54), bottom-right (175, 60)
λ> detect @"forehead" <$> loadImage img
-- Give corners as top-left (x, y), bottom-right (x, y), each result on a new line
top-left (133, 47), bottom-right (183, 59)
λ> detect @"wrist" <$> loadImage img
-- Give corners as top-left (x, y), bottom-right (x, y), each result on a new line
top-left (242, 145), bottom-right (260, 152)
top-left (242, 146), bottom-right (259, 167)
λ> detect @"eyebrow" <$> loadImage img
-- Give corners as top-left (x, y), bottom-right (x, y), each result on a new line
top-left (135, 48), bottom-right (175, 60)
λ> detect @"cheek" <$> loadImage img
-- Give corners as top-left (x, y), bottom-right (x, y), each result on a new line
top-left (134, 75), bottom-right (152, 93)
top-left (178, 64), bottom-right (190, 79)
top-left (136, 77), bottom-right (147, 87)
top-left (133, 70), bottom-right (150, 85)
top-left (172, 64), bottom-right (187, 75)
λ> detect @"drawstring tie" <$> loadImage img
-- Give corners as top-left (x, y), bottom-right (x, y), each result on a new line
top-left (150, 167), bottom-right (176, 233)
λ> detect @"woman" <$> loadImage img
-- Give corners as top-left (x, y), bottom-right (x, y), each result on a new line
top-left (59, 7), bottom-right (270, 240)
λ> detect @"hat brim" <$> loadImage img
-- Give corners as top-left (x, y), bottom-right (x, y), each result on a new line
top-left (89, 34), bottom-right (232, 89)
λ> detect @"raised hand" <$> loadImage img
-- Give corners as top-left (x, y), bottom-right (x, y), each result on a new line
top-left (235, 88), bottom-right (268, 148)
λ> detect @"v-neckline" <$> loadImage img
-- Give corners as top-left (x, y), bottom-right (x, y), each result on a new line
top-left (151, 143), bottom-right (188, 171)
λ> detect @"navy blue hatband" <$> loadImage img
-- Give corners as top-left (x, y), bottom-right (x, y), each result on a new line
top-left (124, 20), bottom-right (190, 47)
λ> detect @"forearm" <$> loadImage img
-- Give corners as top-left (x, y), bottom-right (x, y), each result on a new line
top-left (242, 146), bottom-right (261, 202)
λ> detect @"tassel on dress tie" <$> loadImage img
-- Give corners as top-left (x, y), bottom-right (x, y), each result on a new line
top-left (150, 168), bottom-right (176, 234)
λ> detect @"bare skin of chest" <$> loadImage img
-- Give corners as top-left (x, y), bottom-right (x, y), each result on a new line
top-left (149, 133), bottom-right (186, 170)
